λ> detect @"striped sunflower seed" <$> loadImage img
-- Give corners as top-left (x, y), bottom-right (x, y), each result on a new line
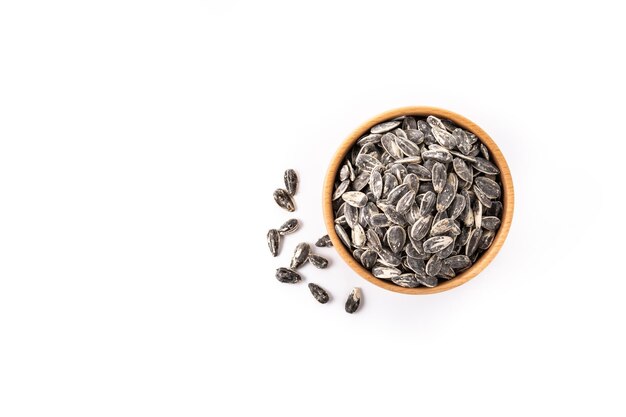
top-left (274, 188), bottom-right (295, 212)
top-left (275, 267), bottom-right (301, 284)
top-left (345, 288), bottom-right (361, 314)
top-left (267, 229), bottom-right (280, 257)
top-left (284, 169), bottom-right (298, 196)
top-left (308, 283), bottom-right (329, 304)
top-left (315, 235), bottom-right (332, 247)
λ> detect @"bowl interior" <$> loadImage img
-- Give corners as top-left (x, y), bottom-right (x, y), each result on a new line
top-left (322, 106), bottom-right (514, 295)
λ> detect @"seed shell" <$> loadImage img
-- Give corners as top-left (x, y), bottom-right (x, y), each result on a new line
top-left (284, 169), bottom-right (298, 196)
top-left (345, 288), bottom-right (362, 313)
top-left (308, 283), bottom-right (330, 303)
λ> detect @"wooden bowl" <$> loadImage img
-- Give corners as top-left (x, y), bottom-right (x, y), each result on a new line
top-left (322, 106), bottom-right (514, 295)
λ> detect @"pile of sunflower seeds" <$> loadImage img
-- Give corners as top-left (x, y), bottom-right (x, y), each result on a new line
top-left (332, 115), bottom-right (503, 288)
top-left (269, 169), bottom-right (362, 313)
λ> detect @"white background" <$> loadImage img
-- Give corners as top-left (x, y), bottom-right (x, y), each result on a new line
top-left (1, 1), bottom-right (625, 416)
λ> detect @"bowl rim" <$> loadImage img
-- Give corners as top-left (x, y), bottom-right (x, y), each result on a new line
top-left (322, 106), bottom-right (514, 295)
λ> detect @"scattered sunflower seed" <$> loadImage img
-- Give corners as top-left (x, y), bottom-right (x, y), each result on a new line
top-left (275, 267), bottom-right (301, 284)
top-left (267, 229), bottom-right (280, 257)
top-left (315, 235), bottom-right (333, 247)
top-left (284, 169), bottom-right (298, 196)
top-left (308, 283), bottom-right (330, 304)
top-left (308, 253), bottom-right (329, 269)
top-left (290, 242), bottom-right (310, 269)
top-left (345, 288), bottom-right (362, 313)
top-left (278, 219), bottom-right (299, 235)
top-left (274, 188), bottom-right (295, 212)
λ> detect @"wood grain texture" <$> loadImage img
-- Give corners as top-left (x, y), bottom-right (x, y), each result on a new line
top-left (322, 106), bottom-right (514, 295)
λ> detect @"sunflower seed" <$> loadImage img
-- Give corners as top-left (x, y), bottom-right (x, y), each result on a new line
top-left (275, 267), bottom-right (301, 283)
top-left (426, 255), bottom-right (443, 276)
top-left (419, 191), bottom-right (436, 216)
top-left (453, 158), bottom-right (473, 183)
top-left (449, 194), bottom-right (466, 220)
top-left (402, 117), bottom-right (417, 130)
top-left (415, 274), bottom-right (438, 288)
top-left (426, 115), bottom-right (446, 130)
top-left (454, 128), bottom-right (472, 154)
top-left (386, 183), bottom-right (409, 204)
top-left (410, 214), bottom-right (433, 241)
top-left (407, 163), bottom-right (432, 180)
top-left (387, 226), bottom-right (406, 253)
top-left (267, 229), bottom-right (280, 256)
top-left (431, 218), bottom-right (457, 235)
top-left (403, 173), bottom-right (420, 192)
top-left (371, 120), bottom-right (401, 134)
top-left (423, 236), bottom-right (454, 253)
top-left (345, 288), bottom-right (361, 313)
top-left (396, 135), bottom-right (421, 156)
top-left (438, 263), bottom-right (456, 279)
top-left (479, 230), bottom-right (496, 250)
top-left (315, 235), bottom-right (332, 247)
top-left (396, 190), bottom-right (416, 214)
top-left (357, 133), bottom-right (382, 146)
top-left (439, 237), bottom-right (456, 258)
top-left (351, 224), bottom-right (367, 247)
top-left (339, 165), bottom-right (350, 181)
top-left (360, 249), bottom-right (378, 269)
top-left (308, 253), bottom-right (329, 269)
top-left (369, 170), bottom-right (383, 200)
top-left (473, 198), bottom-right (483, 229)
top-left (342, 191), bottom-right (368, 208)
top-left (392, 273), bottom-right (420, 288)
top-left (422, 149), bottom-right (452, 163)
top-left (436, 182), bottom-right (456, 212)
top-left (480, 143), bottom-right (490, 160)
top-left (355, 153), bottom-right (382, 172)
top-left (332, 179), bottom-right (350, 200)
top-left (474, 177), bottom-right (501, 199)
top-left (482, 216), bottom-right (501, 230)
top-left (373, 265), bottom-right (402, 279)
top-left (346, 159), bottom-right (356, 181)
top-left (335, 224), bottom-right (351, 248)
top-left (278, 219), bottom-right (299, 235)
top-left (344, 204), bottom-right (359, 228)
top-left (377, 248), bottom-right (402, 266)
top-left (465, 228), bottom-right (483, 257)
top-left (473, 184), bottom-right (493, 208)
top-left (274, 188), bottom-right (295, 212)
top-left (444, 255), bottom-right (471, 270)
top-left (368, 213), bottom-right (390, 228)
top-left (381, 205), bottom-right (407, 226)
top-left (450, 151), bottom-right (477, 163)
top-left (431, 126), bottom-right (457, 149)
top-left (417, 119), bottom-right (430, 133)
top-left (381, 133), bottom-right (403, 159)
top-left (290, 242), bottom-right (310, 269)
top-left (308, 283), bottom-right (329, 303)
top-left (432, 162), bottom-right (447, 193)
top-left (284, 169), bottom-right (298, 196)
top-left (406, 129), bottom-right (424, 144)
